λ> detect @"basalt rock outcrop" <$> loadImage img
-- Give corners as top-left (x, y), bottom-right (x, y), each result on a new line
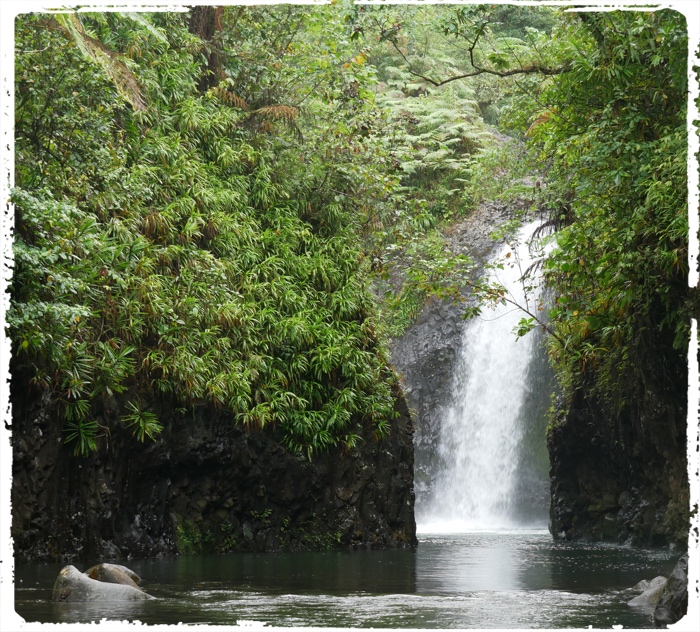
top-left (547, 321), bottom-right (689, 548)
top-left (12, 378), bottom-right (416, 563)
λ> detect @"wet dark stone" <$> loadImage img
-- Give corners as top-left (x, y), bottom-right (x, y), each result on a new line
top-left (653, 553), bottom-right (688, 627)
top-left (547, 319), bottom-right (689, 548)
top-left (12, 376), bottom-right (417, 562)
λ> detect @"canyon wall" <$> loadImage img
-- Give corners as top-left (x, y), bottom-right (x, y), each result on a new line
top-left (12, 379), bottom-right (416, 563)
top-left (548, 322), bottom-right (689, 548)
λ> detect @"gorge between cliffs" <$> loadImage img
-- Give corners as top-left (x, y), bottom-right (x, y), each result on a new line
top-left (10, 197), bottom-right (694, 629)
top-left (5, 3), bottom-right (697, 629)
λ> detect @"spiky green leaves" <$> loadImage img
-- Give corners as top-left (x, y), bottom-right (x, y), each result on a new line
top-left (12, 10), bottom-right (397, 458)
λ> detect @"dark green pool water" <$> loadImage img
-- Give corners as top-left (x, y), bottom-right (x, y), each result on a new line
top-left (14, 529), bottom-right (680, 627)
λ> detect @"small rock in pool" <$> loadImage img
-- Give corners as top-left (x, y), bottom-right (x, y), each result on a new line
top-left (628, 576), bottom-right (667, 609)
top-left (85, 563), bottom-right (142, 588)
top-left (52, 565), bottom-right (155, 602)
top-left (631, 578), bottom-right (650, 593)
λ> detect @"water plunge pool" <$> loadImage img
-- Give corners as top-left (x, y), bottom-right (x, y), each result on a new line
top-left (15, 529), bottom-right (680, 628)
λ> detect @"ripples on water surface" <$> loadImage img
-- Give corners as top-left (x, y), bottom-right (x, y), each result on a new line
top-left (15, 529), bottom-right (680, 628)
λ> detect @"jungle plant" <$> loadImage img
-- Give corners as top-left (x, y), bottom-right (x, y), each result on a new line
top-left (121, 402), bottom-right (163, 443)
top-left (63, 418), bottom-right (100, 457)
top-left (11, 7), bottom-right (399, 458)
top-left (454, 8), bottom-right (691, 415)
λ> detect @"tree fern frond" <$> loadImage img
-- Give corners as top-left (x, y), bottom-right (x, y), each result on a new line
top-left (53, 13), bottom-right (147, 112)
top-left (254, 105), bottom-right (299, 122)
top-left (291, 121), bottom-right (304, 143)
top-left (210, 85), bottom-right (250, 111)
top-left (249, 105), bottom-right (303, 140)
top-left (522, 257), bottom-right (545, 279)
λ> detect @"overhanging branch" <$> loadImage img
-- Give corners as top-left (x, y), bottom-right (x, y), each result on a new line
top-left (388, 28), bottom-right (567, 88)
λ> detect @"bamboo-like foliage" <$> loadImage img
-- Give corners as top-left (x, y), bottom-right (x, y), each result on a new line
top-left (11, 10), bottom-right (396, 458)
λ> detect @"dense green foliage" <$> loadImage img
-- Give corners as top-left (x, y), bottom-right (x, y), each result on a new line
top-left (10, 4), bottom-right (694, 459)
top-left (432, 7), bottom-right (692, 413)
top-left (349, 2), bottom-right (692, 421)
top-left (11, 9), bottom-right (398, 456)
top-left (532, 10), bottom-right (691, 409)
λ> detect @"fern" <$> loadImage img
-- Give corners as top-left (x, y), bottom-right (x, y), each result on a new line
top-left (210, 84), bottom-right (250, 111)
top-left (253, 104), bottom-right (299, 122)
top-left (53, 13), bottom-right (147, 111)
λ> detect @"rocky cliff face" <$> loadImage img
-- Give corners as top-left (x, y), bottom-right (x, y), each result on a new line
top-left (547, 322), bottom-right (689, 548)
top-left (12, 380), bottom-right (416, 563)
top-left (389, 297), bottom-right (462, 504)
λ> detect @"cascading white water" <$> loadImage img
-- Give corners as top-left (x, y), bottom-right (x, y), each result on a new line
top-left (420, 220), bottom-right (547, 533)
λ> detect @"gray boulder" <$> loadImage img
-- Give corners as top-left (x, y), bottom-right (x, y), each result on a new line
top-left (52, 565), bottom-right (155, 602)
top-left (628, 575), bottom-right (668, 609)
top-left (653, 554), bottom-right (688, 627)
top-left (631, 578), bottom-right (650, 593)
top-left (85, 563), bottom-right (141, 588)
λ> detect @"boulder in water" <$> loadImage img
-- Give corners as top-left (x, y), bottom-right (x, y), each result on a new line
top-left (85, 563), bottom-right (141, 588)
top-left (653, 554), bottom-right (688, 627)
top-left (52, 565), bottom-right (155, 602)
top-left (628, 575), bottom-right (667, 609)
top-left (632, 578), bottom-right (650, 593)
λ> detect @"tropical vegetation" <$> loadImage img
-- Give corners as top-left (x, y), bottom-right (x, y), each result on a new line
top-left (9, 3), bottom-right (695, 460)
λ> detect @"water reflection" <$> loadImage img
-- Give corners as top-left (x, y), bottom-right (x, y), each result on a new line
top-left (51, 600), bottom-right (149, 624)
top-left (128, 547), bottom-right (417, 595)
top-left (416, 531), bottom-right (550, 593)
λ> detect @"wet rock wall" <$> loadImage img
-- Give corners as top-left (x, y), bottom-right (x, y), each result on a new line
top-left (547, 321), bottom-right (689, 548)
top-left (12, 378), bottom-right (416, 563)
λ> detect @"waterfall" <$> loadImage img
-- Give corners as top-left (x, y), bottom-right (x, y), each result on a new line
top-left (419, 220), bottom-right (549, 533)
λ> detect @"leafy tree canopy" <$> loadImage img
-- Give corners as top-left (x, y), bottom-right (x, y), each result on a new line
top-left (12, 8), bottom-right (398, 457)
